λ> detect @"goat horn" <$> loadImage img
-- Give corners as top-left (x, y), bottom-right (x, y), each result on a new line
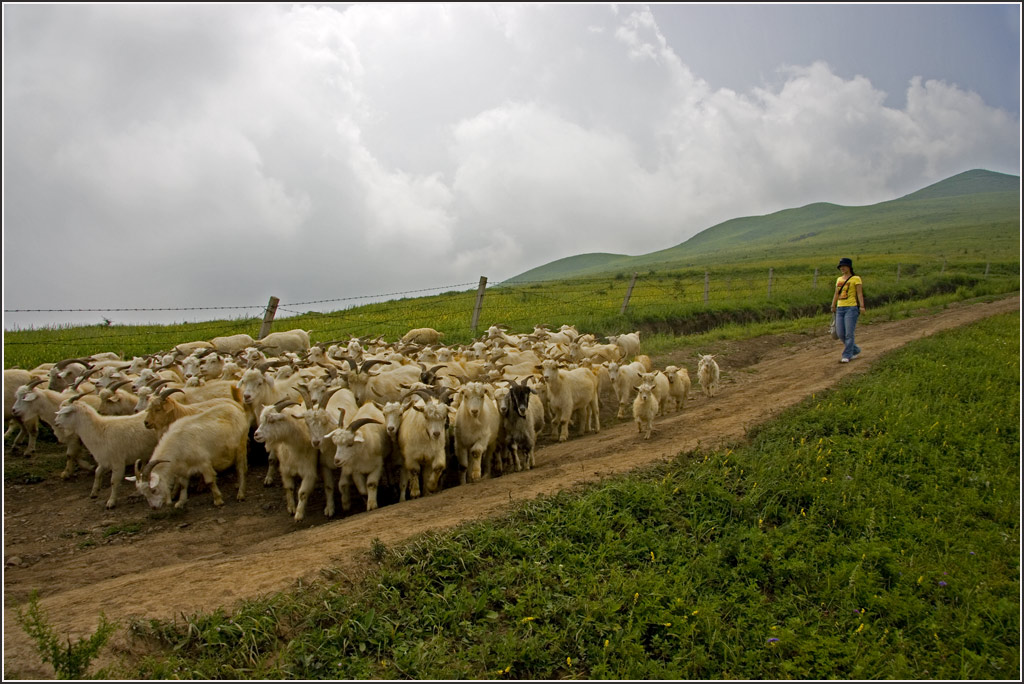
top-left (25, 378), bottom-right (47, 390)
top-left (295, 384), bottom-right (313, 409)
top-left (320, 385), bottom-right (342, 407)
top-left (141, 458), bottom-right (170, 479)
top-left (401, 387), bottom-right (436, 403)
top-left (360, 359), bottom-right (389, 374)
top-left (346, 417), bottom-right (382, 433)
top-left (72, 367), bottom-right (99, 388)
top-left (158, 387), bottom-right (185, 399)
top-left (273, 398), bottom-right (298, 412)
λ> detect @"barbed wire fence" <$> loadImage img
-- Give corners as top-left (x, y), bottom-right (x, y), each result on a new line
top-left (3, 260), bottom-right (1013, 364)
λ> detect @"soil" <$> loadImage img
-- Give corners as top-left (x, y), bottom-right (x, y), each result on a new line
top-left (2, 294), bottom-right (1019, 679)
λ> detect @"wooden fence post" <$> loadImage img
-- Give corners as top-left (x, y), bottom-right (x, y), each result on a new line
top-left (896, 263), bottom-right (901, 283)
top-left (703, 270), bottom-right (710, 305)
top-left (620, 272), bottom-right (638, 314)
top-left (767, 268), bottom-right (774, 298)
top-left (471, 276), bottom-right (488, 333)
top-left (985, 262), bottom-right (990, 277)
top-left (258, 296), bottom-right (279, 339)
top-left (813, 268), bottom-right (819, 289)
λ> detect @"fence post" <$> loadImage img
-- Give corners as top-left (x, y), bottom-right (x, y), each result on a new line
top-left (767, 268), bottom-right (773, 298)
top-left (618, 272), bottom-right (634, 315)
top-left (896, 263), bottom-right (901, 284)
top-left (984, 262), bottom-right (990, 277)
top-left (703, 270), bottom-right (710, 305)
top-left (258, 296), bottom-right (279, 339)
top-left (813, 268), bottom-right (819, 289)
top-left (471, 276), bottom-right (488, 333)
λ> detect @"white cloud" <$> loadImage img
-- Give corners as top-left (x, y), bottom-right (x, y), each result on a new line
top-left (2, 3), bottom-right (1019, 328)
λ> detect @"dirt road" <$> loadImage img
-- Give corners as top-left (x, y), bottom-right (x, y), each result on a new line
top-left (3, 295), bottom-right (1018, 678)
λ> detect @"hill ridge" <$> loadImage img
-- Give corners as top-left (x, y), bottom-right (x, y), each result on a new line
top-left (506, 168), bottom-right (1019, 282)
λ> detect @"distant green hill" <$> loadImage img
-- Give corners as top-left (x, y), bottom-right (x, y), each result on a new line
top-left (506, 168), bottom-right (1020, 282)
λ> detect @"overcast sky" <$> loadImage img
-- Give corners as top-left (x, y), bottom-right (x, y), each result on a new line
top-left (3, 2), bottom-right (1020, 329)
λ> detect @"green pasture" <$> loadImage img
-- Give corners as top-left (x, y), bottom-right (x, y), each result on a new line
top-left (94, 311), bottom-right (1019, 680)
top-left (3, 256), bottom-right (1018, 370)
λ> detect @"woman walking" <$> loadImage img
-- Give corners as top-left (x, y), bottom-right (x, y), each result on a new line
top-left (830, 257), bottom-right (865, 363)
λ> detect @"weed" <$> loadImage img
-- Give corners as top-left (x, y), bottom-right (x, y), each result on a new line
top-left (16, 591), bottom-right (116, 679)
top-left (369, 537), bottom-right (388, 563)
top-left (103, 522), bottom-right (143, 537)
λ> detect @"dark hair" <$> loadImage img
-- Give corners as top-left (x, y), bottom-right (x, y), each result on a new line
top-left (838, 257), bottom-right (855, 276)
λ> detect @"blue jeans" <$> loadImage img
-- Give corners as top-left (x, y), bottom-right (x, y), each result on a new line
top-left (835, 306), bottom-right (861, 359)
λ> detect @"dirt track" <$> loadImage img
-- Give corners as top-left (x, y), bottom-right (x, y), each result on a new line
top-left (3, 295), bottom-right (1019, 678)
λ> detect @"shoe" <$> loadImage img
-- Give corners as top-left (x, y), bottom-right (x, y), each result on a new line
top-left (851, 352), bottom-right (860, 360)
top-left (840, 358), bottom-right (850, 364)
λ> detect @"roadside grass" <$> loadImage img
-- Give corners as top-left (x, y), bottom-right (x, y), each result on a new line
top-left (639, 287), bottom-right (1015, 358)
top-left (3, 264), bottom-right (1016, 369)
top-left (119, 312), bottom-right (1020, 680)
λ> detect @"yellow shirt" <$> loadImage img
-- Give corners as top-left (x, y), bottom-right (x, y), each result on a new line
top-left (835, 275), bottom-right (862, 307)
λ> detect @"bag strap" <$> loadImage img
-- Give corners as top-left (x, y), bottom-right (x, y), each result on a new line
top-left (836, 276), bottom-right (853, 300)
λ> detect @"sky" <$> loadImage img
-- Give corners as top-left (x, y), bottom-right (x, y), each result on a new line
top-left (2, 2), bottom-right (1020, 330)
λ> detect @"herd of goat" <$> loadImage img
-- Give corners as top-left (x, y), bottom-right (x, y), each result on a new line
top-left (4, 325), bottom-right (721, 521)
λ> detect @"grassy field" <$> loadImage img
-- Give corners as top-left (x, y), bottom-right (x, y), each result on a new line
top-left (3, 259), bottom-right (1017, 370)
top-left (99, 311), bottom-right (1019, 680)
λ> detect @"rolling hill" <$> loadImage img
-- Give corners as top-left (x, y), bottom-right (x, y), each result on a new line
top-left (505, 168), bottom-right (1020, 282)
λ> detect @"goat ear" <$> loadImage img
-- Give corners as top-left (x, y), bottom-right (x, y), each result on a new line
top-left (353, 433), bottom-right (365, 444)
top-left (149, 472), bottom-right (161, 489)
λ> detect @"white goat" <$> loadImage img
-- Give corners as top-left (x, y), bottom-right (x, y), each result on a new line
top-left (663, 365), bottom-right (691, 412)
top-left (130, 401), bottom-right (250, 509)
top-left (254, 399), bottom-right (326, 521)
top-left (608, 331), bottom-right (641, 361)
top-left (54, 396), bottom-right (159, 509)
top-left (632, 382), bottom-right (659, 440)
top-left (606, 360), bottom-right (648, 419)
top-left (143, 386), bottom-right (243, 440)
top-left (452, 382), bottom-right (502, 483)
top-left (639, 371), bottom-right (672, 416)
top-left (400, 327), bottom-right (445, 346)
top-left (12, 381), bottom-right (96, 477)
top-left (256, 328), bottom-right (312, 356)
top-left (396, 389), bottom-right (451, 500)
top-left (697, 354), bottom-right (721, 398)
top-left (325, 403), bottom-right (391, 513)
top-left (210, 333), bottom-right (256, 355)
top-left (5, 369), bottom-right (41, 452)
top-left (344, 360), bottom-right (422, 405)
